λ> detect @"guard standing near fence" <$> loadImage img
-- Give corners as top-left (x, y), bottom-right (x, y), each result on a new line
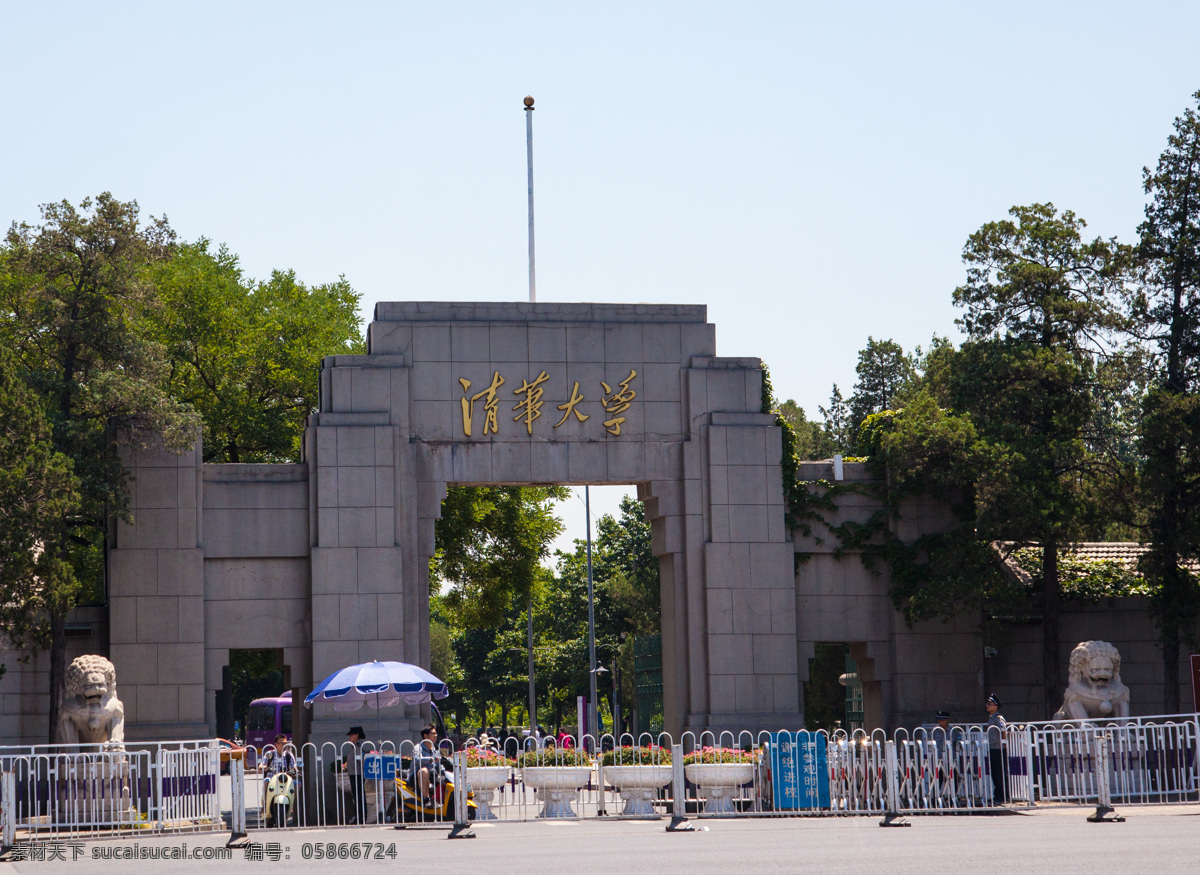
top-left (344, 726), bottom-right (366, 824)
top-left (933, 710), bottom-right (951, 763)
top-left (985, 694), bottom-right (1007, 804)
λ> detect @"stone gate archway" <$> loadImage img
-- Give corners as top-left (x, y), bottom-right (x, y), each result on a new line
top-left (305, 303), bottom-right (798, 740)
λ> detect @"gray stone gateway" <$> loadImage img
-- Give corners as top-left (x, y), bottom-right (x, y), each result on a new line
top-left (106, 303), bottom-right (798, 743)
top-left (6, 301), bottom-right (1194, 745)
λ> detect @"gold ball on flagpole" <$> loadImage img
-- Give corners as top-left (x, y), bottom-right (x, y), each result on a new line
top-left (524, 96), bottom-right (535, 107)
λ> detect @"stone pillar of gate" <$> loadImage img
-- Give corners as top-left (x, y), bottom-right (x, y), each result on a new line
top-left (306, 353), bottom-right (419, 743)
top-left (108, 436), bottom-right (208, 741)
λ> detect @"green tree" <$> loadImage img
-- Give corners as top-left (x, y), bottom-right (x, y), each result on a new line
top-left (432, 485), bottom-right (568, 729)
top-left (150, 240), bottom-right (364, 463)
top-left (950, 203), bottom-right (1126, 708)
top-left (848, 337), bottom-right (916, 438)
top-left (543, 496), bottom-right (659, 732)
top-left (856, 391), bottom-right (1020, 631)
top-left (0, 194), bottom-right (195, 740)
top-left (818, 384), bottom-right (853, 454)
top-left (1134, 90), bottom-right (1200, 711)
top-left (432, 486), bottom-right (569, 628)
top-left (776, 399), bottom-right (838, 460)
top-left (0, 348), bottom-right (80, 681)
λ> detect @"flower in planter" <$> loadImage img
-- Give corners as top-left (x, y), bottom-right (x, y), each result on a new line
top-left (599, 745), bottom-right (672, 767)
top-left (680, 746), bottom-right (759, 765)
top-left (463, 747), bottom-right (514, 768)
top-left (516, 748), bottom-right (593, 768)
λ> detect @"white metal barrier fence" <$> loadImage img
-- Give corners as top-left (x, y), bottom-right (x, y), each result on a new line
top-left (233, 726), bottom-right (1027, 829)
top-left (1024, 717), bottom-right (1199, 805)
top-left (7, 718), bottom-right (1191, 847)
top-left (0, 740), bottom-right (222, 844)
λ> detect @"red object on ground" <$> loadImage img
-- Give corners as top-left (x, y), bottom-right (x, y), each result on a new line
top-left (1190, 654), bottom-right (1200, 712)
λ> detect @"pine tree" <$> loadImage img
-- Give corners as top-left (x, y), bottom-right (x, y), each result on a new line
top-left (1134, 91), bottom-right (1200, 712)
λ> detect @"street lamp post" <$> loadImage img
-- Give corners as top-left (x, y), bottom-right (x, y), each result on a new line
top-left (585, 486), bottom-right (598, 739)
top-left (527, 599), bottom-right (536, 732)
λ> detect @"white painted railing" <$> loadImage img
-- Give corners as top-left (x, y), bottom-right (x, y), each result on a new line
top-left (0, 740), bottom-right (222, 843)
top-left (6, 718), bottom-right (1191, 847)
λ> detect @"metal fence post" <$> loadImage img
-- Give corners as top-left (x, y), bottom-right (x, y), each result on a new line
top-left (447, 751), bottom-right (474, 839)
top-left (666, 743), bottom-right (693, 831)
top-left (879, 740), bottom-right (909, 827)
top-left (1024, 726), bottom-right (1036, 804)
top-left (596, 751), bottom-right (605, 817)
top-left (1088, 733), bottom-right (1124, 823)
top-left (154, 747), bottom-right (165, 831)
top-left (226, 757), bottom-right (249, 848)
top-left (1, 770), bottom-right (15, 852)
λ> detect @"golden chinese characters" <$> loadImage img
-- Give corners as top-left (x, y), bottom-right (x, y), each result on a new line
top-left (512, 371), bottom-right (551, 435)
top-left (459, 372), bottom-right (506, 437)
top-left (554, 381), bottom-right (590, 427)
top-left (600, 369), bottom-right (637, 436)
top-left (456, 370), bottom-right (637, 437)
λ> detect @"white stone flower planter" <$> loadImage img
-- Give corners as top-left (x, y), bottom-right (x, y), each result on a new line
top-left (603, 765), bottom-right (674, 817)
top-left (520, 766), bottom-right (593, 818)
top-left (463, 765), bottom-right (511, 820)
top-left (684, 762), bottom-right (755, 816)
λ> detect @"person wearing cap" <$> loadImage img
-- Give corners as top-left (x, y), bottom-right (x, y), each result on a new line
top-left (411, 724), bottom-right (444, 806)
top-left (344, 726), bottom-right (366, 823)
top-left (932, 710), bottom-right (953, 794)
top-left (932, 710), bottom-right (952, 754)
top-left (985, 694), bottom-right (1007, 804)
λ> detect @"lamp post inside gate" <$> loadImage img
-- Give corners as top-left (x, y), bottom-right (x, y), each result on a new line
top-left (585, 486), bottom-right (598, 739)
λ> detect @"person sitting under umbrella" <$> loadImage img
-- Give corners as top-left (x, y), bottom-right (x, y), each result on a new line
top-left (411, 724), bottom-right (443, 806)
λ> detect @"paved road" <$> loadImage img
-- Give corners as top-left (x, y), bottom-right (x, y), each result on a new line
top-left (4, 806), bottom-right (1198, 874)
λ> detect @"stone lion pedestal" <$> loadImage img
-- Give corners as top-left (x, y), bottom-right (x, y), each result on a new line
top-left (1053, 641), bottom-right (1131, 721)
top-left (1051, 641), bottom-right (1139, 802)
top-left (53, 655), bottom-right (139, 826)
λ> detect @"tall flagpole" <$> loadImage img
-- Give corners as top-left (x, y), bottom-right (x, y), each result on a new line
top-left (524, 95), bottom-right (538, 736)
top-left (524, 95), bottom-right (536, 303)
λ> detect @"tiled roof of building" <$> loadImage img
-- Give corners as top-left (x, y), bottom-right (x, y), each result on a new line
top-left (1069, 542), bottom-right (1151, 565)
top-left (995, 541), bottom-right (1199, 577)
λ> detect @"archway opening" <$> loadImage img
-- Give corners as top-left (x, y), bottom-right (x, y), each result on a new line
top-left (429, 484), bottom-right (661, 743)
top-left (805, 643), bottom-right (869, 732)
top-left (216, 648), bottom-right (289, 744)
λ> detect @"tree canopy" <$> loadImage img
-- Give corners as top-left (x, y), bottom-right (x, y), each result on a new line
top-left (149, 240), bottom-right (364, 463)
top-left (0, 193), bottom-right (197, 739)
top-left (1133, 91), bottom-right (1200, 710)
top-left (0, 192), bottom-right (363, 738)
top-left (432, 486), bottom-right (570, 629)
top-left (431, 492), bottom-right (659, 732)
top-left (0, 347), bottom-right (80, 682)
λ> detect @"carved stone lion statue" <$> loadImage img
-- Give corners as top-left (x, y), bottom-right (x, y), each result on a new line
top-left (1053, 640), bottom-right (1130, 721)
top-left (57, 654), bottom-right (125, 748)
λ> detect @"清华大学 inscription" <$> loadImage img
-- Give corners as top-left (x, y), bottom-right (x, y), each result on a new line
top-left (458, 368), bottom-right (638, 437)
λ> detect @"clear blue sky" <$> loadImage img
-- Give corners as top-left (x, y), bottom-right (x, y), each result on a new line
top-left (4, 1), bottom-right (1198, 549)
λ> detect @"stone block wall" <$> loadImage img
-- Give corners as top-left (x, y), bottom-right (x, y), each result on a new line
top-left (202, 464), bottom-right (313, 735)
top-left (988, 600), bottom-right (1195, 721)
top-left (793, 461), bottom-right (1198, 729)
top-left (108, 440), bottom-right (207, 740)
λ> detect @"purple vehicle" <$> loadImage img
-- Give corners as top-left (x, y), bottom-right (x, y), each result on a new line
top-left (246, 691), bottom-right (293, 751)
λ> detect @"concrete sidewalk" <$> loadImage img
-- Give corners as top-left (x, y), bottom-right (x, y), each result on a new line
top-left (5, 804), bottom-right (1198, 874)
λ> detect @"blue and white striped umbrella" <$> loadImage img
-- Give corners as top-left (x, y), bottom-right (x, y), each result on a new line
top-left (303, 660), bottom-right (449, 713)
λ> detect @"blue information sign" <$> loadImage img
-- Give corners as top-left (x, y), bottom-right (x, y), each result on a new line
top-left (363, 754), bottom-right (398, 781)
top-left (769, 731), bottom-right (829, 810)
